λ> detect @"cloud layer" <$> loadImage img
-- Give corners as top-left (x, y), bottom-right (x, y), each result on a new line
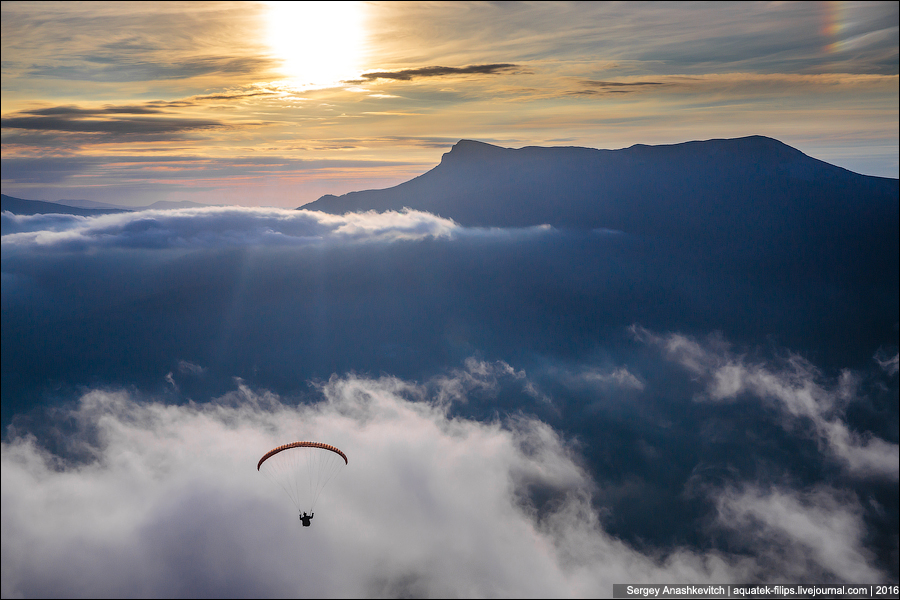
top-left (2, 206), bottom-right (897, 596)
top-left (3, 366), bottom-right (893, 598)
top-left (634, 326), bottom-right (899, 480)
top-left (1, 206), bottom-right (460, 249)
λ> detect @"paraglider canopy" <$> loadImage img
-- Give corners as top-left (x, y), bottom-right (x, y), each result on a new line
top-left (257, 441), bottom-right (348, 470)
top-left (258, 441), bottom-right (348, 516)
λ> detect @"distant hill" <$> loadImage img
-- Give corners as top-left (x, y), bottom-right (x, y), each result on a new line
top-left (301, 135), bottom-right (898, 253)
top-left (1, 194), bottom-right (131, 217)
top-left (54, 198), bottom-right (136, 210)
top-left (138, 200), bottom-right (219, 210)
top-left (1, 195), bottom-right (217, 215)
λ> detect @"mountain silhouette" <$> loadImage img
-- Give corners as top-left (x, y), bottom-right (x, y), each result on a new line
top-left (301, 136), bottom-right (898, 253)
top-left (1, 194), bottom-right (217, 214)
top-left (1, 194), bottom-right (131, 217)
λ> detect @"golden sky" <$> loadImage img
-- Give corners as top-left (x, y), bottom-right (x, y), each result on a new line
top-left (2, 1), bottom-right (897, 207)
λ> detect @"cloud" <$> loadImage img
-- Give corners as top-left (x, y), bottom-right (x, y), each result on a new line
top-left (715, 485), bottom-right (883, 583)
top-left (552, 365), bottom-right (645, 392)
top-left (554, 72), bottom-right (897, 102)
top-left (1, 115), bottom-right (224, 135)
top-left (177, 360), bottom-right (205, 375)
top-left (1, 206), bottom-right (460, 250)
top-left (365, 2), bottom-right (898, 76)
top-left (187, 90), bottom-right (280, 102)
top-left (571, 80), bottom-right (667, 96)
top-left (5, 368), bottom-right (892, 598)
top-left (0, 156), bottom-right (107, 184)
top-left (360, 64), bottom-right (518, 81)
top-left (633, 326), bottom-right (900, 480)
top-left (875, 350), bottom-right (899, 376)
top-left (23, 56), bottom-right (273, 83)
top-left (428, 357), bottom-right (536, 406)
top-left (2, 205), bottom-right (896, 591)
top-left (311, 135), bottom-right (464, 150)
top-left (580, 81), bottom-right (665, 88)
top-left (24, 105), bottom-right (165, 116)
top-left (1, 2), bottom-right (274, 84)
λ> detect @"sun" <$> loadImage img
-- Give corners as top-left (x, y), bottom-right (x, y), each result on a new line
top-left (265, 1), bottom-right (367, 86)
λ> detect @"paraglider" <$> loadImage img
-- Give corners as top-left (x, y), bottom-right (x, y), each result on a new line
top-left (257, 441), bottom-right (348, 526)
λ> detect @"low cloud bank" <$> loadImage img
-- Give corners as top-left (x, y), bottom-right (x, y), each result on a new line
top-left (2, 364), bottom-right (893, 598)
top-left (1, 206), bottom-right (463, 250)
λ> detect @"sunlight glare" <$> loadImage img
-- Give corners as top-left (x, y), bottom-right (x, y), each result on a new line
top-left (266, 1), bottom-right (366, 86)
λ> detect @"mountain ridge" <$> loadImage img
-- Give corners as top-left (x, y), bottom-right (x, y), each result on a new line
top-left (1, 194), bottom-right (219, 216)
top-left (300, 136), bottom-right (897, 244)
top-left (1, 194), bottom-right (131, 217)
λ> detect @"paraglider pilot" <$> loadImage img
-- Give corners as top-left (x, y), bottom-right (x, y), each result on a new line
top-left (300, 511), bottom-right (314, 527)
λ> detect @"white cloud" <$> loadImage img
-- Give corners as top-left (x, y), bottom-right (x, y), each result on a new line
top-left (177, 360), bottom-right (205, 375)
top-left (429, 357), bottom-right (528, 405)
top-left (715, 485), bottom-right (882, 583)
top-left (1, 206), bottom-right (460, 251)
top-left (874, 350), bottom-right (899, 376)
top-left (558, 365), bottom-right (645, 392)
top-left (632, 326), bottom-right (900, 481)
top-left (7, 369), bottom-right (885, 598)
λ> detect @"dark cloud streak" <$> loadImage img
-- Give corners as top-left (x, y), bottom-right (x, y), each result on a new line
top-left (581, 80), bottom-right (665, 88)
top-left (25, 105), bottom-right (165, 116)
top-left (1, 115), bottom-right (224, 134)
top-left (360, 63), bottom-right (518, 81)
top-left (568, 80), bottom-right (667, 96)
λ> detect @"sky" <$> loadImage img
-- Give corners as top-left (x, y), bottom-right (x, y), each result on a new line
top-left (1, 3), bottom-right (898, 599)
top-left (1, 1), bottom-right (898, 208)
